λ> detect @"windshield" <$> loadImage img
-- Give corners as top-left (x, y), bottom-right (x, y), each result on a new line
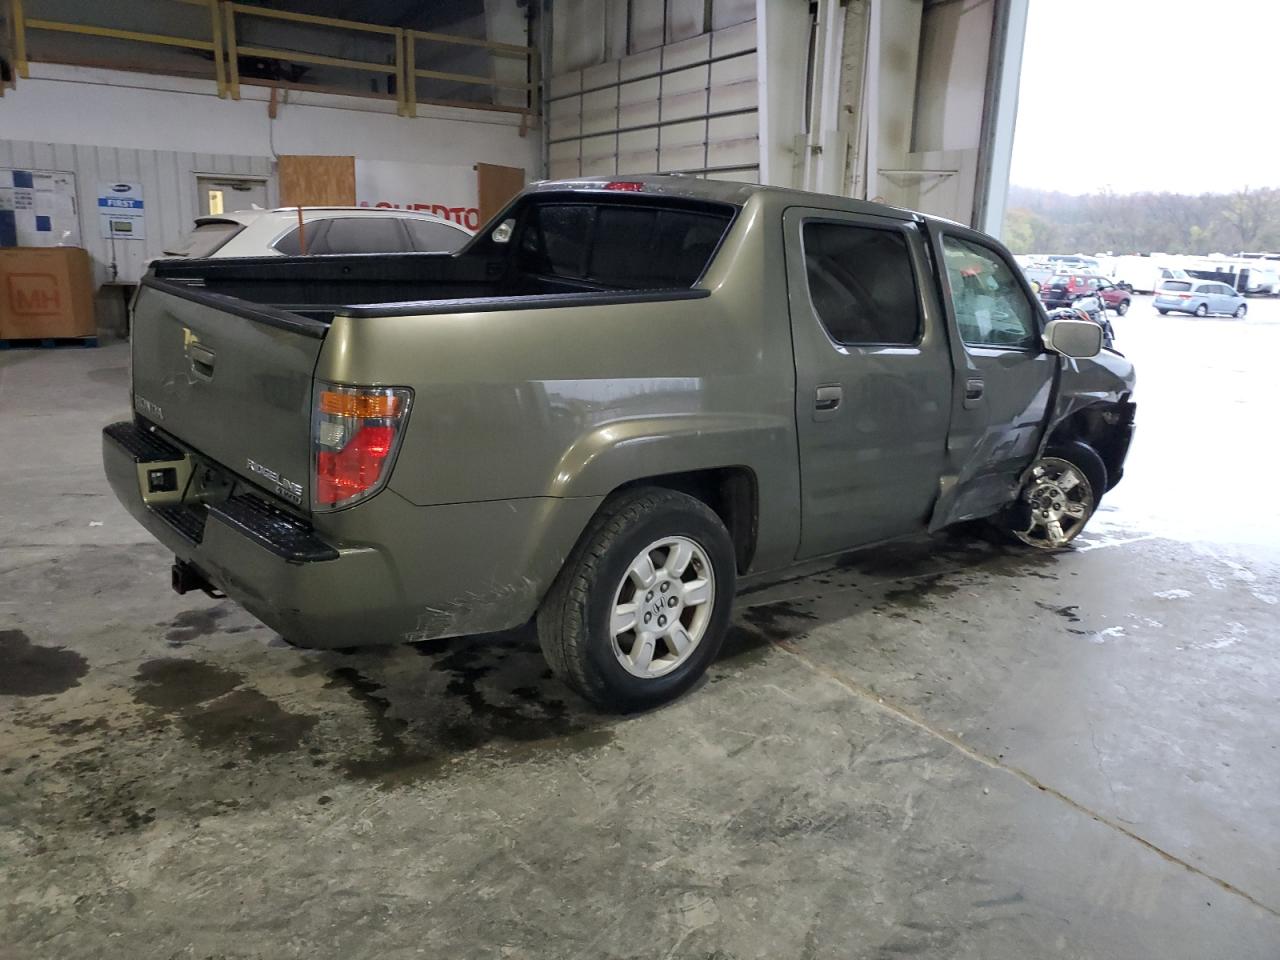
top-left (162, 220), bottom-right (243, 258)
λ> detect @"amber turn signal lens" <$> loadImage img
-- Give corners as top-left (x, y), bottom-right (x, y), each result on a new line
top-left (318, 390), bottom-right (401, 418)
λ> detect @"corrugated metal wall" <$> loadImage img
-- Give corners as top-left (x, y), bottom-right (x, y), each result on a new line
top-left (546, 1), bottom-right (760, 184)
top-left (0, 140), bottom-right (274, 284)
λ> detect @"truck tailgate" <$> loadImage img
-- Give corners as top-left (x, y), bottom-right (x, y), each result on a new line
top-left (131, 278), bottom-right (326, 509)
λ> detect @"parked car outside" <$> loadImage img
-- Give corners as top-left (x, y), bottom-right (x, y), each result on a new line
top-left (1154, 280), bottom-right (1248, 317)
top-left (1040, 274), bottom-right (1133, 314)
top-left (1020, 262), bottom-right (1058, 293)
top-left (106, 175), bottom-right (1135, 711)
top-left (161, 207), bottom-right (473, 259)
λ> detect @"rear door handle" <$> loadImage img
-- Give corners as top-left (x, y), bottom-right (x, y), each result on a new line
top-left (963, 377), bottom-right (984, 408)
top-left (814, 385), bottom-right (843, 419)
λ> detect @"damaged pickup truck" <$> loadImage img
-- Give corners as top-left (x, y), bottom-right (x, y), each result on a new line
top-left (104, 176), bottom-right (1135, 710)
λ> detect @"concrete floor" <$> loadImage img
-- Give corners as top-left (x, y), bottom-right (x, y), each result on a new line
top-left (2, 296), bottom-right (1279, 959)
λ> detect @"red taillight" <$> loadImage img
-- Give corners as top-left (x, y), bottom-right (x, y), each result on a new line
top-left (603, 181), bottom-right (644, 192)
top-left (312, 383), bottom-right (412, 510)
top-left (315, 426), bottom-right (395, 505)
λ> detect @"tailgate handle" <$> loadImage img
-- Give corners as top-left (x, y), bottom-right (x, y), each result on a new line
top-left (188, 344), bottom-right (216, 381)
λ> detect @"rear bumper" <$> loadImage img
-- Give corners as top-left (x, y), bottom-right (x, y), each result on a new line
top-left (104, 421), bottom-right (399, 646)
top-left (104, 420), bottom-right (601, 648)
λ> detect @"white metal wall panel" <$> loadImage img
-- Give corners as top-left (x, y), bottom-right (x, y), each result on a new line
top-left (665, 0), bottom-right (706, 43)
top-left (0, 139), bottom-right (273, 284)
top-left (546, 17), bottom-right (760, 183)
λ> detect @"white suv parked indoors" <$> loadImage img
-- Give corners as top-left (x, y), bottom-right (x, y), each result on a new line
top-left (162, 207), bottom-right (473, 259)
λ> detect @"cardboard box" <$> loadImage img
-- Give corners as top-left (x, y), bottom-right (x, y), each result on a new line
top-left (0, 246), bottom-right (96, 340)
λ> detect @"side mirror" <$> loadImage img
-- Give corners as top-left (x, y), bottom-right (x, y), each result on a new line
top-left (1043, 317), bottom-right (1103, 358)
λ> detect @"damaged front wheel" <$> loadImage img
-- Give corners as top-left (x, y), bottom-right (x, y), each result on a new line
top-left (1000, 442), bottom-right (1106, 550)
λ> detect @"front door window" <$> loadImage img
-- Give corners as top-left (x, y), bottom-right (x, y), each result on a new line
top-left (941, 236), bottom-right (1038, 349)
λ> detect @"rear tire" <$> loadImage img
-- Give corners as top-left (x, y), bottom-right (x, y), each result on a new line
top-left (1156, 308), bottom-right (1169, 315)
top-left (994, 441), bottom-right (1107, 550)
top-left (1116, 299), bottom-right (1130, 316)
top-left (537, 487), bottom-right (736, 712)
top-left (1234, 304), bottom-right (1247, 318)
top-left (1194, 303), bottom-right (1208, 317)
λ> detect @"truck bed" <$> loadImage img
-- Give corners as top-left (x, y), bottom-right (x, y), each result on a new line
top-left (148, 252), bottom-right (711, 329)
top-left (148, 190), bottom-right (736, 325)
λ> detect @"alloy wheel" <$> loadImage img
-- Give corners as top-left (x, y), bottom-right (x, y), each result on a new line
top-left (610, 536), bottom-right (715, 679)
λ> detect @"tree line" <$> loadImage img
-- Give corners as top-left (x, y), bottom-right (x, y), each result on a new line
top-left (1001, 185), bottom-right (1280, 255)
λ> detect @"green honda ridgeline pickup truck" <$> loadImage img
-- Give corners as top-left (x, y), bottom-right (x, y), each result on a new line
top-left (104, 176), bottom-right (1135, 710)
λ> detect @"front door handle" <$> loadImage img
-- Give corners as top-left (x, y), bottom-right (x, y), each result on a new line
top-left (963, 377), bottom-right (984, 408)
top-left (814, 385), bottom-right (843, 419)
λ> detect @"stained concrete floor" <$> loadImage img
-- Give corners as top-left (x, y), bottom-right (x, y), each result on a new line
top-left (2, 297), bottom-right (1279, 959)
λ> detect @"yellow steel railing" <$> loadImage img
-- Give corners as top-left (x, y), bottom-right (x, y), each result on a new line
top-left (7, 0), bottom-right (538, 117)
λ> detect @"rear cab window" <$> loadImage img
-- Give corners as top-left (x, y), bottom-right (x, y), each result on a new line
top-left (1162, 281), bottom-right (1191, 291)
top-left (513, 196), bottom-right (735, 290)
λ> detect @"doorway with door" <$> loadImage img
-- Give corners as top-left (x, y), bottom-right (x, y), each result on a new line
top-left (196, 175), bottom-right (269, 217)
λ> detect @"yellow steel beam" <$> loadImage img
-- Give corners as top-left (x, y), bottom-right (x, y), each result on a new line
top-left (403, 27), bottom-right (416, 117)
top-left (11, 0), bottom-right (28, 77)
top-left (413, 67), bottom-right (534, 92)
top-left (208, 0), bottom-right (225, 97)
top-left (235, 45), bottom-right (396, 74)
top-left (228, 3), bottom-right (398, 36)
top-left (223, 0), bottom-right (239, 99)
top-left (393, 27), bottom-right (405, 117)
top-left (408, 29), bottom-right (532, 58)
top-left (24, 19), bottom-right (215, 50)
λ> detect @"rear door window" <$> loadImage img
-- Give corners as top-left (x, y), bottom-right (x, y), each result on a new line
top-left (800, 221), bottom-right (921, 345)
top-left (517, 200), bottom-right (733, 289)
top-left (317, 217), bottom-right (411, 254)
top-left (272, 224), bottom-right (312, 256)
top-left (404, 218), bottom-right (468, 252)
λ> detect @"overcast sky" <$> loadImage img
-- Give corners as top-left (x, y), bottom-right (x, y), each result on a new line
top-left (1009, 0), bottom-right (1280, 196)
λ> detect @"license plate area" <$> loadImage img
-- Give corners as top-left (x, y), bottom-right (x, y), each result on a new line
top-left (137, 455), bottom-right (194, 507)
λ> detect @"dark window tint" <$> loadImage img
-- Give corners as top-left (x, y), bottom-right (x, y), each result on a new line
top-left (520, 204), bottom-right (592, 278)
top-left (517, 202), bottom-right (732, 288)
top-left (801, 222), bottom-right (921, 345)
top-left (405, 218), bottom-right (467, 252)
top-left (1163, 281), bottom-right (1191, 291)
top-left (942, 235), bottom-right (1037, 349)
top-left (273, 225), bottom-right (307, 255)
top-left (589, 207), bottom-right (728, 287)
top-left (318, 217), bottom-right (410, 254)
